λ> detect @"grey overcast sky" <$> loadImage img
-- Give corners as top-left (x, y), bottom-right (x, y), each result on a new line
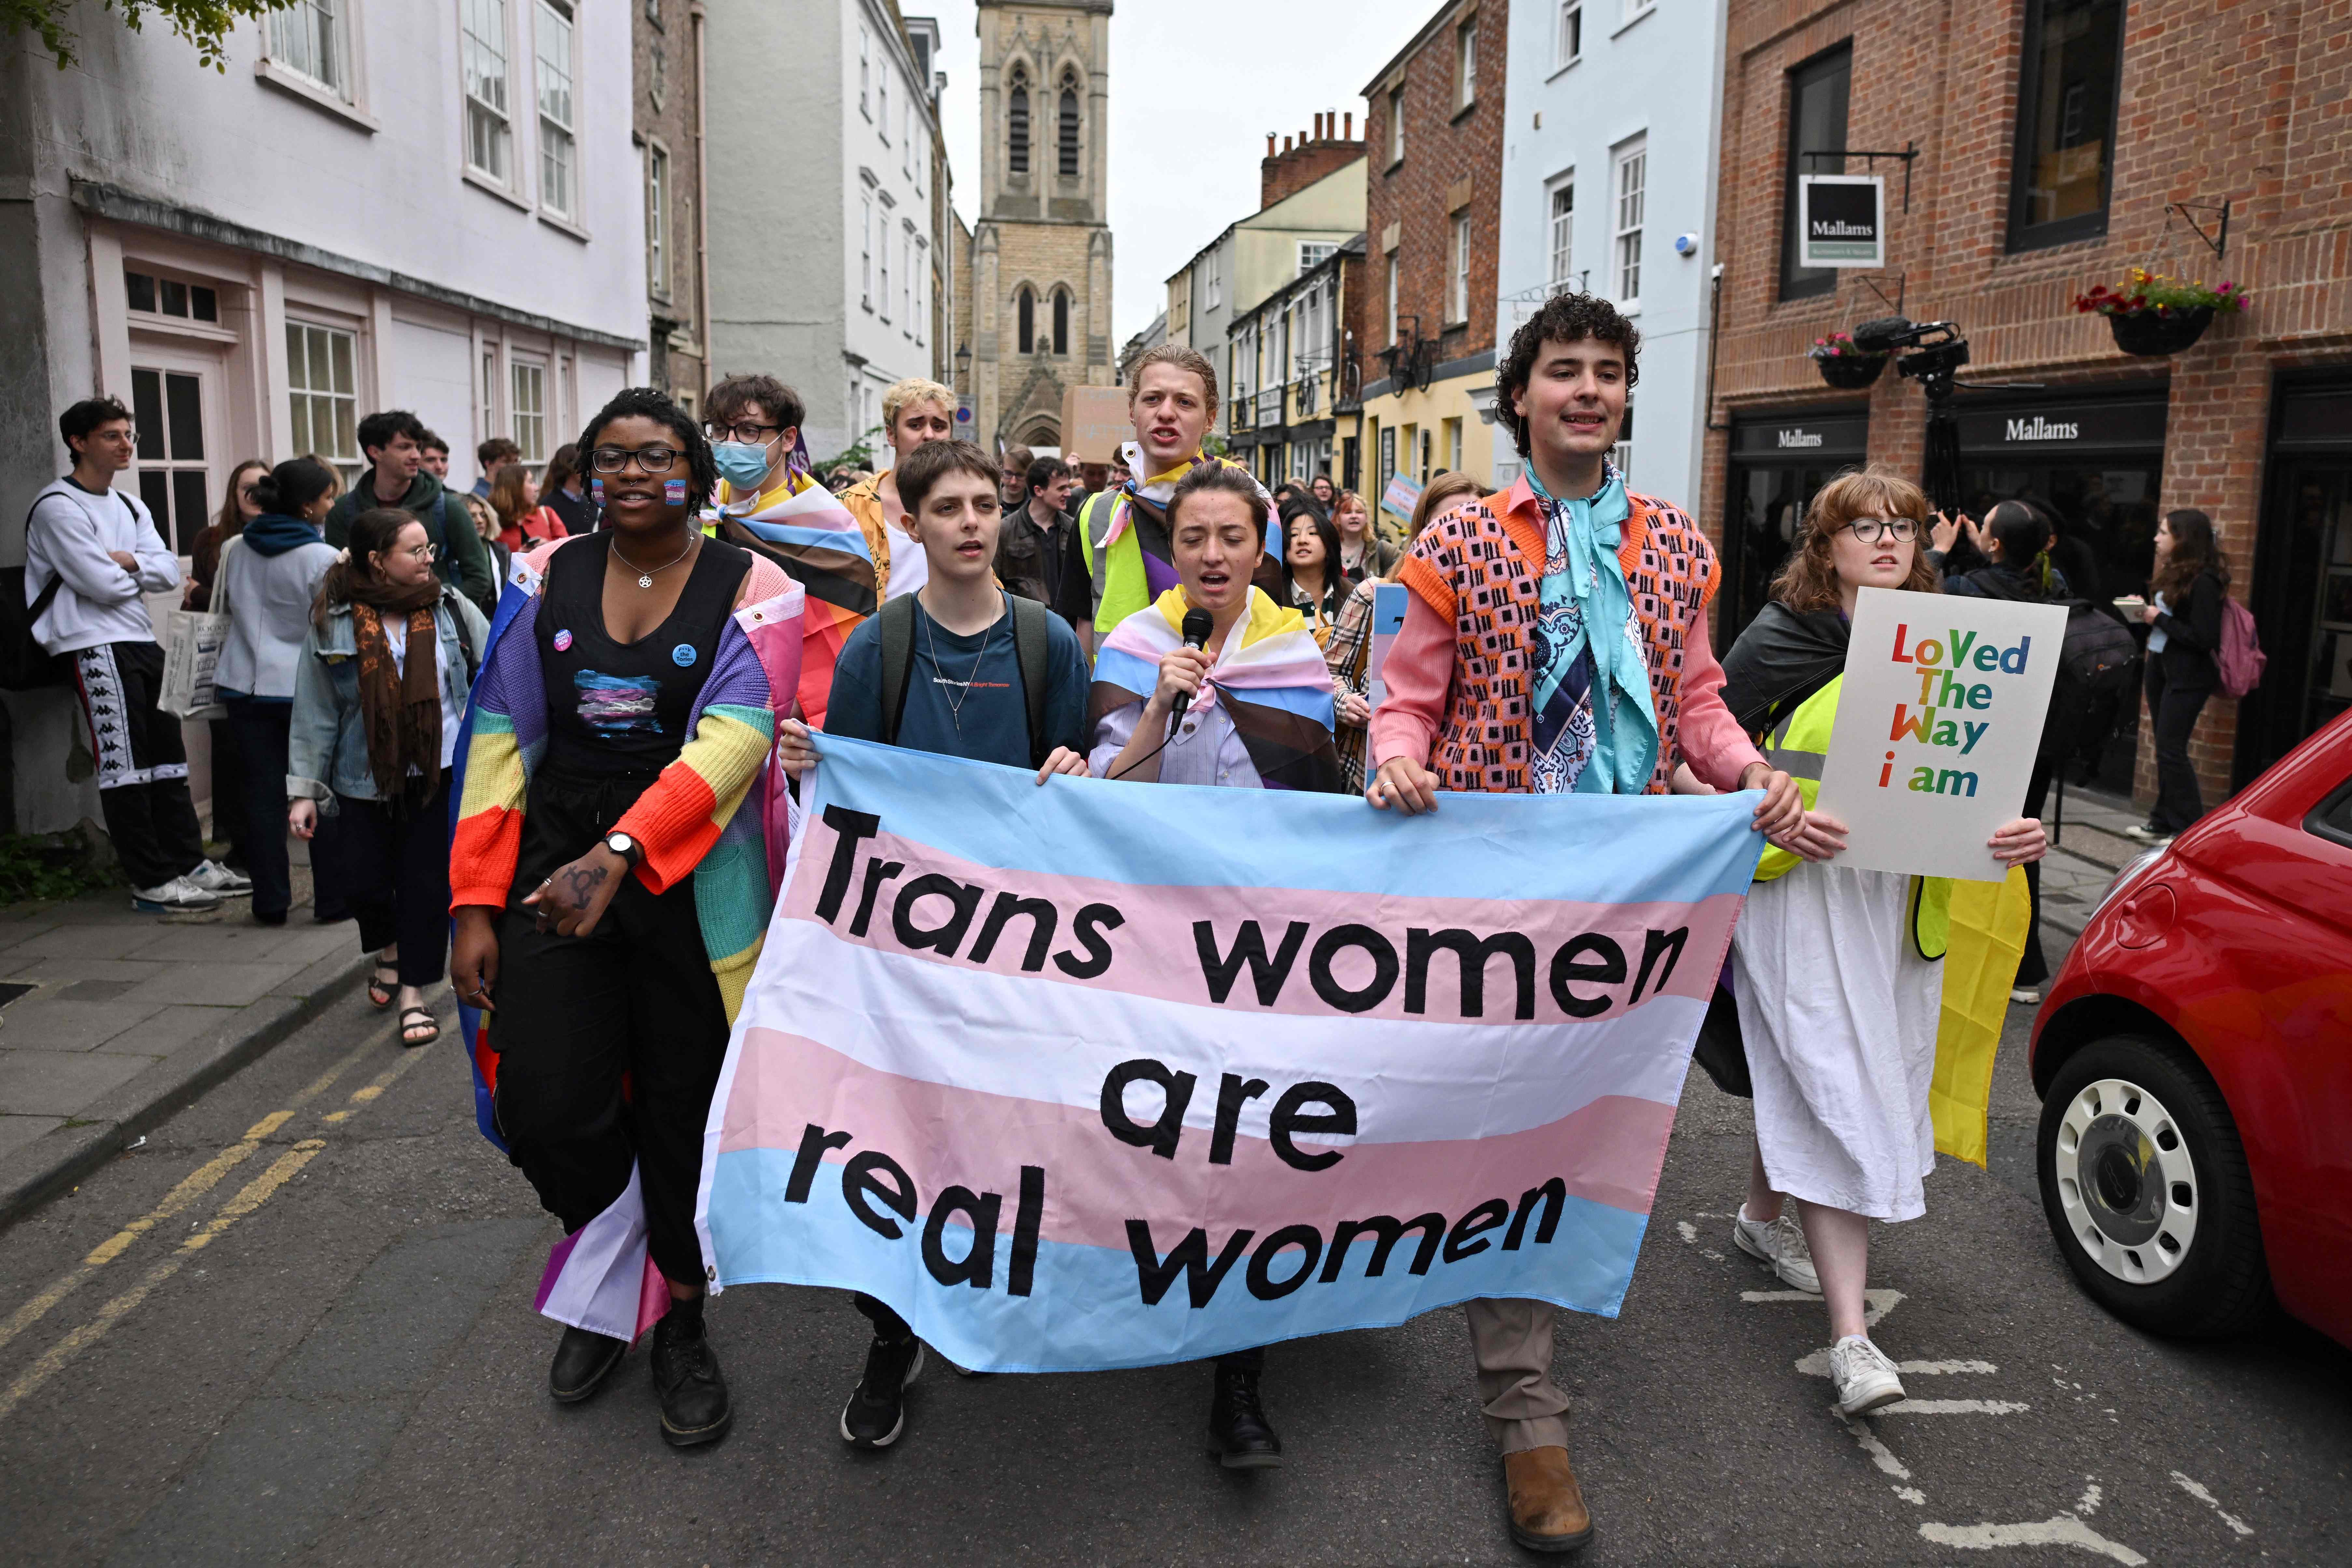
top-left (921, 0), bottom-right (1449, 345)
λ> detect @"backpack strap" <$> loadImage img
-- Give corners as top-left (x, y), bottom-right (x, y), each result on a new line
top-left (877, 593), bottom-right (921, 746)
top-left (1008, 593), bottom-right (1051, 768)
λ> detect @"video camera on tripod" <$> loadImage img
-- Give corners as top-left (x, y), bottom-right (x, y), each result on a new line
top-left (1851, 316), bottom-right (1971, 402)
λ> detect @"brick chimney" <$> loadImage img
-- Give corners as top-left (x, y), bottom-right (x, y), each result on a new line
top-left (1260, 107), bottom-right (1365, 210)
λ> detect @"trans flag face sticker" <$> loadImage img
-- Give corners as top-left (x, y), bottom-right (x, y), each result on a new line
top-left (574, 670), bottom-right (662, 734)
top-left (552, 629), bottom-right (574, 653)
top-left (591, 478), bottom-right (606, 503)
top-left (665, 480), bottom-right (690, 505)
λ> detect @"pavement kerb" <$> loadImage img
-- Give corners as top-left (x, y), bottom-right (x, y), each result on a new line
top-left (0, 944), bottom-right (374, 1234)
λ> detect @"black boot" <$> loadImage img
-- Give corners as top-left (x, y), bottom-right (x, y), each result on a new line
top-left (650, 1295), bottom-right (732, 1449)
top-left (549, 1324), bottom-right (628, 1404)
top-left (1207, 1361), bottom-right (1283, 1469)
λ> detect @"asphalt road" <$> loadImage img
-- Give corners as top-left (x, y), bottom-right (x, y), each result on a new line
top-left (0, 956), bottom-right (2345, 1566)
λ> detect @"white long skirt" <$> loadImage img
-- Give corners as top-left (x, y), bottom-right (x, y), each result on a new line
top-left (1731, 862), bottom-right (1942, 1222)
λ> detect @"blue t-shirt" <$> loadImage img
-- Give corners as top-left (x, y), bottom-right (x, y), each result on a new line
top-left (826, 593), bottom-right (1090, 767)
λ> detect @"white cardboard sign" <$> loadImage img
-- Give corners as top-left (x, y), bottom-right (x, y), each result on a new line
top-left (1816, 588), bottom-right (2067, 883)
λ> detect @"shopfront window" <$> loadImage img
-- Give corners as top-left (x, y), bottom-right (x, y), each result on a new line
top-left (2246, 384), bottom-right (2352, 781)
top-left (2008, 0), bottom-right (2124, 251)
top-left (1721, 410), bottom-right (1867, 642)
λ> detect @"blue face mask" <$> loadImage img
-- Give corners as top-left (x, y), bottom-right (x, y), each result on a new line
top-left (712, 439), bottom-right (775, 492)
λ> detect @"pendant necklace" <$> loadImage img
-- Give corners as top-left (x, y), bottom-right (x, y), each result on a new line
top-left (921, 599), bottom-right (998, 736)
top-left (613, 533), bottom-right (694, 589)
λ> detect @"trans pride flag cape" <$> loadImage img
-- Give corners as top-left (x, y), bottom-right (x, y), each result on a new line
top-left (711, 473), bottom-right (874, 727)
top-left (696, 736), bottom-right (1766, 1372)
top-left (449, 548), bottom-right (804, 1340)
top-left (1090, 586), bottom-right (1342, 792)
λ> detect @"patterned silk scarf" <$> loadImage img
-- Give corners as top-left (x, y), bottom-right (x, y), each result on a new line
top-left (1526, 464), bottom-right (1658, 795)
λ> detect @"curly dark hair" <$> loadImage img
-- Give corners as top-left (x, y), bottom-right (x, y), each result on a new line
top-left (1495, 292), bottom-right (1642, 460)
top-left (577, 386), bottom-right (718, 514)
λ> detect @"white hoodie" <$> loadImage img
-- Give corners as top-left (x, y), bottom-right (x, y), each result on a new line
top-left (24, 478), bottom-right (181, 655)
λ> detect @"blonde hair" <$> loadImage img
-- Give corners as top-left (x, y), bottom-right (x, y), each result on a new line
top-left (1770, 467), bottom-right (1941, 613)
top-left (1389, 472), bottom-right (1485, 581)
top-left (881, 377), bottom-right (956, 433)
top-left (1126, 344), bottom-right (1221, 423)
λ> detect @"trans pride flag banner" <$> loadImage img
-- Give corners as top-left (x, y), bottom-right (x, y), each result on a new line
top-left (696, 737), bottom-right (1765, 1372)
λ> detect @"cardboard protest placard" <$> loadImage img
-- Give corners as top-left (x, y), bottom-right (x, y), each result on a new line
top-left (1817, 587), bottom-right (2067, 882)
top-left (1059, 386), bottom-right (1134, 465)
top-left (1367, 582), bottom-right (1408, 710)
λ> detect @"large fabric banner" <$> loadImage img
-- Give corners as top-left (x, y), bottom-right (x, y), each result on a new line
top-left (696, 736), bottom-right (1765, 1372)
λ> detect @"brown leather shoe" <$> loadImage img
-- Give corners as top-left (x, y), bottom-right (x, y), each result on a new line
top-left (1503, 1445), bottom-right (1594, 1554)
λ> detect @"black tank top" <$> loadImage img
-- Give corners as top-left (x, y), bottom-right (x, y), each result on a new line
top-left (535, 532), bottom-right (752, 777)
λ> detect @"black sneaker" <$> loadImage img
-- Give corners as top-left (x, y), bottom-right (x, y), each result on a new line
top-left (650, 1304), bottom-right (732, 1448)
top-left (549, 1324), bottom-right (628, 1404)
top-left (839, 1333), bottom-right (925, 1448)
top-left (1207, 1363), bottom-right (1283, 1469)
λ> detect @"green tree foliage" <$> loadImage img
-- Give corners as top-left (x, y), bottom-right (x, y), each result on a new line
top-left (7, 0), bottom-right (297, 71)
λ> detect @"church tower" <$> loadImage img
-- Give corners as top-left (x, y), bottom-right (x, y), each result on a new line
top-left (972, 1), bottom-right (1114, 454)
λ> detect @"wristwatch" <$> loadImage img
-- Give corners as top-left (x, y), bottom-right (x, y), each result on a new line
top-left (602, 831), bottom-right (643, 869)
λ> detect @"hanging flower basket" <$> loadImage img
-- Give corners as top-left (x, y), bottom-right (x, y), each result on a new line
top-left (1808, 332), bottom-right (1888, 389)
top-left (2073, 270), bottom-right (2247, 358)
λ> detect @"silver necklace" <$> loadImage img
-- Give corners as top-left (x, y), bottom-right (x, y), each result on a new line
top-left (612, 533), bottom-right (695, 589)
top-left (921, 599), bottom-right (1000, 734)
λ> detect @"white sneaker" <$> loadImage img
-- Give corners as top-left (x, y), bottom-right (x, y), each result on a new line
top-left (132, 876), bottom-right (222, 912)
top-left (187, 859), bottom-right (253, 896)
top-left (2010, 985), bottom-right (2043, 1005)
top-left (1828, 1335), bottom-right (1906, 1416)
top-left (1733, 1203), bottom-right (1821, 1294)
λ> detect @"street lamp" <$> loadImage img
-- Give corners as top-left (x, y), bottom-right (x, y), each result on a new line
top-left (955, 342), bottom-right (971, 387)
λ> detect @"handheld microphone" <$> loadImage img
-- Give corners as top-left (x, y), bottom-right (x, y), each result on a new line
top-left (1170, 608), bottom-right (1215, 725)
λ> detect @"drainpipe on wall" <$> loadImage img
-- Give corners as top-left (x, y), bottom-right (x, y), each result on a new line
top-left (691, 1), bottom-right (712, 385)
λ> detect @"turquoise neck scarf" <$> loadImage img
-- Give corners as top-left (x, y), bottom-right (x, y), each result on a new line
top-left (1527, 464), bottom-right (1659, 794)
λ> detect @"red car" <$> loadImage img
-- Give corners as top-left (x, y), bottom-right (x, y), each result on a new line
top-left (2031, 707), bottom-right (2352, 1349)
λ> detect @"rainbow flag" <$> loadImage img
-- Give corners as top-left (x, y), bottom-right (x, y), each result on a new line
top-left (1089, 586), bottom-right (1341, 792)
top-left (695, 736), bottom-right (1766, 1371)
top-left (714, 476), bottom-right (874, 727)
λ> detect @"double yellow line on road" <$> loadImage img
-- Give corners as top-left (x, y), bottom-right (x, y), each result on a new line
top-left (0, 1018), bottom-right (441, 1422)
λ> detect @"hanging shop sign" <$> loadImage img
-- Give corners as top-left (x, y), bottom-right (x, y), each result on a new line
top-left (1952, 396), bottom-right (2167, 456)
top-left (1798, 176), bottom-right (1886, 269)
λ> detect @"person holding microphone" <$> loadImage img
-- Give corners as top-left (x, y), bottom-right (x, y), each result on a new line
top-left (1088, 461), bottom-right (1342, 1467)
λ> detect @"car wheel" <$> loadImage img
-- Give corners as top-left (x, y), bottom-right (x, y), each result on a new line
top-left (2036, 1034), bottom-right (2272, 1338)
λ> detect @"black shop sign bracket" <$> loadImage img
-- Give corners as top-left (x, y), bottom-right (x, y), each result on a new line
top-left (1801, 142), bottom-right (1919, 213)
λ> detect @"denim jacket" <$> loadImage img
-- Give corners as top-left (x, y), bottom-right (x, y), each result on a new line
top-left (288, 587), bottom-right (489, 805)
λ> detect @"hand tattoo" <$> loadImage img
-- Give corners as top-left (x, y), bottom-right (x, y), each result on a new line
top-left (558, 863), bottom-right (609, 908)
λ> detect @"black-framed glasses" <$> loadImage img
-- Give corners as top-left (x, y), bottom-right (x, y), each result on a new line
top-left (1844, 517), bottom-right (1921, 544)
top-left (702, 421), bottom-right (780, 445)
top-left (590, 446), bottom-right (685, 474)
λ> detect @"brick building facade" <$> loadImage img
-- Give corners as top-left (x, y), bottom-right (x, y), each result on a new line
top-left (1705, 0), bottom-right (2352, 814)
top-left (1359, 0), bottom-right (1509, 495)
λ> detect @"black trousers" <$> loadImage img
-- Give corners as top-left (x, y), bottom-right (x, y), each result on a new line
top-left (2145, 661), bottom-right (2212, 834)
top-left (2017, 755), bottom-right (2056, 987)
top-left (334, 770), bottom-right (452, 986)
top-left (72, 641), bottom-right (205, 890)
top-left (224, 698), bottom-right (294, 920)
top-left (491, 769), bottom-right (732, 1288)
top-left (207, 715), bottom-right (250, 869)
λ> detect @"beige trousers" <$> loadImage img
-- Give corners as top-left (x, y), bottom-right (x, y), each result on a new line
top-left (1465, 1296), bottom-right (1571, 1453)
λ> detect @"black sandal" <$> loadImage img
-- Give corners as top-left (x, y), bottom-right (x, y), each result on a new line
top-left (398, 1006), bottom-right (440, 1047)
top-left (367, 962), bottom-right (398, 1010)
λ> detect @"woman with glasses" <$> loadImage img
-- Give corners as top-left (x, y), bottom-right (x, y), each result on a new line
top-left (1714, 470), bottom-right (2045, 1418)
top-left (448, 387), bottom-right (787, 1451)
top-left (288, 507), bottom-right (487, 1041)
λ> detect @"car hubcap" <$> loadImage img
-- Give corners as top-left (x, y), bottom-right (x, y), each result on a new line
top-left (2052, 1076), bottom-right (2198, 1283)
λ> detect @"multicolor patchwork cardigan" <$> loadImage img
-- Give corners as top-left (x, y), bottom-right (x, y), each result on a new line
top-left (448, 545), bottom-right (804, 1145)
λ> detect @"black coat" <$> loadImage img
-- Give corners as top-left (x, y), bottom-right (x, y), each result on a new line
top-left (995, 502), bottom-right (1092, 629)
top-left (2149, 570), bottom-right (2225, 691)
